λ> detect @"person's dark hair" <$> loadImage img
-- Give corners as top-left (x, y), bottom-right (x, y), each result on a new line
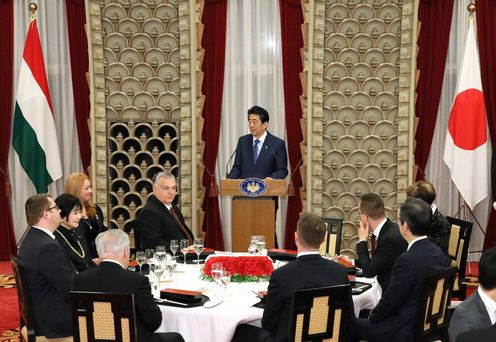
top-left (479, 247), bottom-right (496, 290)
top-left (55, 194), bottom-right (82, 220)
top-left (247, 106), bottom-right (269, 123)
top-left (406, 181), bottom-right (436, 205)
top-left (297, 213), bottom-right (326, 248)
top-left (25, 194), bottom-right (51, 226)
top-left (359, 193), bottom-right (385, 220)
top-left (399, 197), bottom-right (432, 236)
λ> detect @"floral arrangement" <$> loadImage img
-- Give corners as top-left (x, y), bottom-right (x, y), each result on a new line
top-left (203, 255), bottom-right (274, 282)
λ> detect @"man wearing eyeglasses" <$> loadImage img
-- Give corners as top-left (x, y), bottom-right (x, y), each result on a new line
top-left (18, 194), bottom-right (76, 339)
top-left (137, 172), bottom-right (194, 251)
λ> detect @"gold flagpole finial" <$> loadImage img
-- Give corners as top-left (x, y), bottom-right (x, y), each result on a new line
top-left (468, 3), bottom-right (476, 15)
top-left (28, 3), bottom-right (37, 21)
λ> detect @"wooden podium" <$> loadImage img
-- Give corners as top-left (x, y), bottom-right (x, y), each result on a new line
top-left (220, 179), bottom-right (286, 252)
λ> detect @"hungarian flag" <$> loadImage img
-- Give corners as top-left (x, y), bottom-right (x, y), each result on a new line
top-left (443, 19), bottom-right (489, 210)
top-left (12, 18), bottom-right (62, 193)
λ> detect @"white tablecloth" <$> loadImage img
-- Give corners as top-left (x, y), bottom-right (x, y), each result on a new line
top-left (155, 264), bottom-right (381, 342)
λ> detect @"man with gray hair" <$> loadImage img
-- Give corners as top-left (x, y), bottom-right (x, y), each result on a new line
top-left (137, 172), bottom-right (194, 250)
top-left (73, 229), bottom-right (184, 342)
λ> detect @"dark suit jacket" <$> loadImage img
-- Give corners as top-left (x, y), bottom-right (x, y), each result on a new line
top-left (262, 254), bottom-right (352, 342)
top-left (449, 290), bottom-right (493, 341)
top-left (456, 324), bottom-right (496, 342)
top-left (137, 195), bottom-right (194, 250)
top-left (355, 219), bottom-right (407, 291)
top-left (18, 227), bottom-right (76, 338)
top-left (228, 132), bottom-right (288, 179)
top-left (365, 238), bottom-right (446, 342)
top-left (73, 261), bottom-right (163, 342)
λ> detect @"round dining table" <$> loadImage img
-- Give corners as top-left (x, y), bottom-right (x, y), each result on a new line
top-left (154, 262), bottom-right (382, 342)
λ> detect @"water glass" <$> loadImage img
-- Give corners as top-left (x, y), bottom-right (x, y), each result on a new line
top-left (211, 262), bottom-right (224, 286)
top-left (221, 270), bottom-right (231, 299)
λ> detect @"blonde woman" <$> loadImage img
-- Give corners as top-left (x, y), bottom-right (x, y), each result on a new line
top-left (65, 172), bottom-right (107, 258)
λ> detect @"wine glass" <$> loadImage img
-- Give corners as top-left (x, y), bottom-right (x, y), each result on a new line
top-left (248, 235), bottom-right (260, 254)
top-left (169, 239), bottom-right (179, 259)
top-left (221, 270), bottom-right (231, 300)
top-left (135, 251), bottom-right (145, 274)
top-left (144, 249), bottom-right (155, 274)
top-left (193, 238), bottom-right (204, 264)
top-left (150, 263), bottom-right (163, 289)
top-left (155, 246), bottom-right (166, 265)
top-left (180, 239), bottom-right (189, 265)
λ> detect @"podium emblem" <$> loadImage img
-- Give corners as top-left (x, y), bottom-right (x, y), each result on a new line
top-left (239, 178), bottom-right (268, 197)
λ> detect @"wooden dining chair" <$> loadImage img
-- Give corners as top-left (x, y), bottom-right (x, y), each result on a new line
top-left (319, 217), bottom-right (344, 257)
top-left (446, 216), bottom-right (472, 300)
top-left (415, 266), bottom-right (457, 342)
top-left (70, 291), bottom-right (138, 342)
top-left (288, 284), bottom-right (352, 342)
top-left (11, 255), bottom-right (36, 342)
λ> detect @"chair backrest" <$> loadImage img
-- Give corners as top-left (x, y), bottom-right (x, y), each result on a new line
top-left (70, 291), bottom-right (138, 342)
top-left (446, 216), bottom-right (472, 299)
top-left (319, 218), bottom-right (343, 257)
top-left (10, 255), bottom-right (36, 342)
top-left (416, 266), bottom-right (457, 341)
top-left (288, 284), bottom-right (351, 342)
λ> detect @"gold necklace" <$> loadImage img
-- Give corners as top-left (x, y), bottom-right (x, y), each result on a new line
top-left (55, 229), bottom-right (85, 259)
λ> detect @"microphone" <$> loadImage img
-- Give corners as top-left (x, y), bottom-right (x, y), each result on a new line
top-left (225, 147), bottom-right (237, 178)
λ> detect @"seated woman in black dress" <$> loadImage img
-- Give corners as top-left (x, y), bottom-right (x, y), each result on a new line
top-left (64, 172), bottom-right (107, 259)
top-left (54, 194), bottom-right (96, 272)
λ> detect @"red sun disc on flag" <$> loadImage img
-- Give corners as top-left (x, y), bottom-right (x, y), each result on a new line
top-left (448, 88), bottom-right (487, 150)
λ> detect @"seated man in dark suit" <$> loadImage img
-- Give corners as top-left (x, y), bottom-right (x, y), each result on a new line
top-left (449, 247), bottom-right (496, 341)
top-left (18, 194), bottom-right (76, 339)
top-left (353, 197), bottom-right (446, 342)
top-left (73, 229), bottom-right (184, 342)
top-left (233, 213), bottom-right (352, 342)
top-left (407, 180), bottom-right (450, 264)
top-left (137, 172), bottom-right (194, 250)
top-left (339, 193), bottom-right (407, 292)
top-left (456, 323), bottom-right (496, 342)
top-left (228, 105), bottom-right (288, 180)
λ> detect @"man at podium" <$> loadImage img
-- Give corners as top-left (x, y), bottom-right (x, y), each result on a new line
top-left (227, 106), bottom-right (288, 180)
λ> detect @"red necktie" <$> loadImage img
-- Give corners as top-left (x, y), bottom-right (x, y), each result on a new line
top-left (170, 207), bottom-right (193, 244)
top-left (371, 235), bottom-right (376, 254)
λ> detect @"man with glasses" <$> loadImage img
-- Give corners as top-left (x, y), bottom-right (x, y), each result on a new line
top-left (18, 194), bottom-right (76, 339)
top-left (137, 172), bottom-right (194, 250)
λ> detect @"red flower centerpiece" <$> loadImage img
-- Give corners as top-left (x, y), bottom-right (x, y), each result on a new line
top-left (203, 255), bottom-right (274, 282)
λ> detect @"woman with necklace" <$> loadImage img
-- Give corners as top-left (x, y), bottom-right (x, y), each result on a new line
top-left (65, 172), bottom-right (108, 259)
top-left (54, 194), bottom-right (95, 272)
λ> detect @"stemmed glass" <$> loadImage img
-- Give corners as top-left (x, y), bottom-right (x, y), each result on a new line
top-left (145, 249), bottom-right (155, 274)
top-left (169, 240), bottom-right (179, 259)
top-left (193, 238), bottom-right (204, 264)
top-left (155, 246), bottom-right (166, 265)
top-left (180, 239), bottom-right (189, 265)
top-left (135, 251), bottom-right (145, 274)
top-left (150, 263), bottom-right (164, 290)
top-left (248, 235), bottom-right (261, 254)
top-left (221, 270), bottom-right (231, 300)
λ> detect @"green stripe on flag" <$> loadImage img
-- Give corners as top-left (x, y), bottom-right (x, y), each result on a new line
top-left (12, 102), bottom-right (53, 193)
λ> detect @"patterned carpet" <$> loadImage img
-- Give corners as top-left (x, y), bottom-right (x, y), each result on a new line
top-left (0, 328), bottom-right (19, 342)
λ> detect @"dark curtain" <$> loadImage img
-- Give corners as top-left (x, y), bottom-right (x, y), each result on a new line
top-left (476, 0), bottom-right (496, 250)
top-left (66, 0), bottom-right (91, 172)
top-left (414, 0), bottom-right (454, 180)
top-left (280, 0), bottom-right (304, 250)
top-left (0, 0), bottom-right (17, 259)
top-left (200, 0), bottom-right (227, 250)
